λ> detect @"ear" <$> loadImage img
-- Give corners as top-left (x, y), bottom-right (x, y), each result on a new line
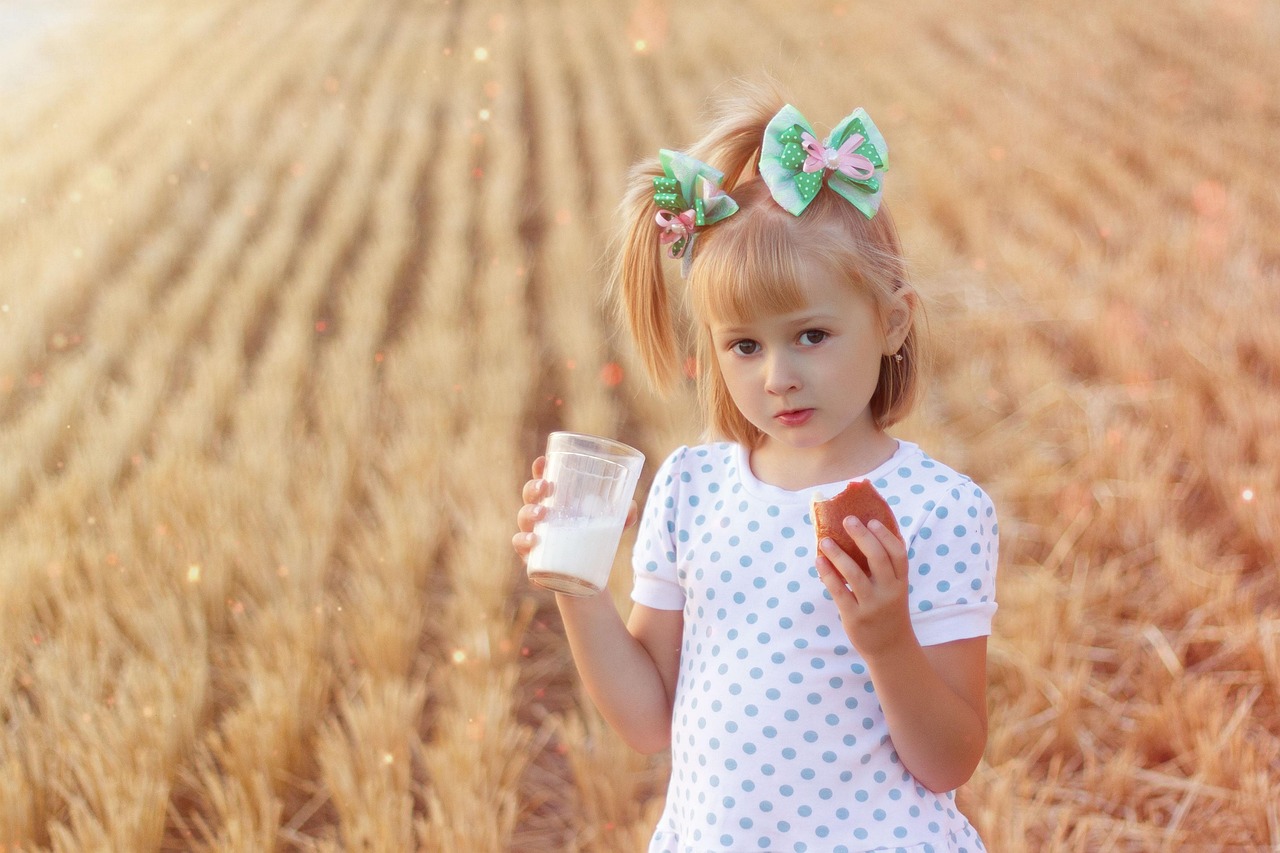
top-left (881, 285), bottom-right (916, 355)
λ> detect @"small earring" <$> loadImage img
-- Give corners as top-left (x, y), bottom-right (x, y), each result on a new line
top-left (892, 352), bottom-right (904, 363)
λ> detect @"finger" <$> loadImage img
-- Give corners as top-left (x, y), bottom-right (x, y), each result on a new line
top-left (815, 552), bottom-right (860, 612)
top-left (511, 529), bottom-right (538, 561)
top-left (866, 518), bottom-right (909, 580)
top-left (624, 499), bottom-right (639, 529)
top-left (521, 476), bottom-right (549, 505)
top-left (818, 536), bottom-right (872, 597)
top-left (815, 551), bottom-right (851, 591)
top-left (531, 455), bottom-right (546, 479)
top-left (517, 502), bottom-right (547, 533)
top-left (842, 517), bottom-right (898, 583)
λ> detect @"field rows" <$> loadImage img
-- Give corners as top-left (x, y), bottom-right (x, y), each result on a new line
top-left (1, 0), bottom-right (1277, 849)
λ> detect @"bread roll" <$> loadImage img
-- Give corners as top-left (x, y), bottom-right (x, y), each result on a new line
top-left (811, 480), bottom-right (900, 574)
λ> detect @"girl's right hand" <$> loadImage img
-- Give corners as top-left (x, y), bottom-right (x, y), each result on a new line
top-left (512, 456), bottom-right (550, 565)
top-left (512, 455), bottom-right (640, 566)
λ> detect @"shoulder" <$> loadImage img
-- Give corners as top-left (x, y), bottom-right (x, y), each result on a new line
top-left (889, 447), bottom-right (1000, 623)
top-left (878, 443), bottom-right (999, 553)
top-left (651, 441), bottom-right (738, 489)
top-left (885, 443), bottom-right (995, 514)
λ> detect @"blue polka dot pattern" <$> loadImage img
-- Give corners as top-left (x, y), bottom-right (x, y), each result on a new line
top-left (634, 442), bottom-right (995, 852)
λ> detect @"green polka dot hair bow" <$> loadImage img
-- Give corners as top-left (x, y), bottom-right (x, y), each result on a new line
top-left (653, 149), bottom-right (739, 276)
top-left (759, 104), bottom-right (888, 219)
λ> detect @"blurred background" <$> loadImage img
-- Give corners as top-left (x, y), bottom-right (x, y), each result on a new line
top-left (1, 0), bottom-right (1277, 849)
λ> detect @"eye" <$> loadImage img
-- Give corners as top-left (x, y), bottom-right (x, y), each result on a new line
top-left (729, 339), bottom-right (760, 356)
top-left (798, 330), bottom-right (828, 346)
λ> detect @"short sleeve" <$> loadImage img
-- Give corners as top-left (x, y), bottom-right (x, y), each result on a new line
top-left (630, 446), bottom-right (688, 611)
top-left (907, 481), bottom-right (999, 646)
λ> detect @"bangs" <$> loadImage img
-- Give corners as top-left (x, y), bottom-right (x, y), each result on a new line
top-left (686, 205), bottom-right (808, 326)
top-left (683, 179), bottom-right (898, 328)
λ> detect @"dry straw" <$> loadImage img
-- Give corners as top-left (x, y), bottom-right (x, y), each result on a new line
top-left (0, 0), bottom-right (1277, 850)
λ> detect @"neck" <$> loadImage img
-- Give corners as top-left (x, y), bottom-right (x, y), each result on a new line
top-left (748, 431), bottom-right (899, 492)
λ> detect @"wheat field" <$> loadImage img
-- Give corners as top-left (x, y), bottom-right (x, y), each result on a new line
top-left (0, 0), bottom-right (1277, 850)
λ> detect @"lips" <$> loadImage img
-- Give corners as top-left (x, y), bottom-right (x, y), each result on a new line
top-left (775, 408), bottom-right (814, 427)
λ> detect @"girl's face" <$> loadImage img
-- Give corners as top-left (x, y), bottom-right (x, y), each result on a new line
top-left (708, 263), bottom-right (903, 466)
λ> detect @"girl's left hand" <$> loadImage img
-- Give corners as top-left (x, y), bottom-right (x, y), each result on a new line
top-left (816, 517), bottom-right (913, 658)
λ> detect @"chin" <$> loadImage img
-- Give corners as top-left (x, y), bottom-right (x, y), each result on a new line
top-left (764, 429), bottom-right (831, 450)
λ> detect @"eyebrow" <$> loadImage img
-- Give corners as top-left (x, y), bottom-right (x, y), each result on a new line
top-left (788, 314), bottom-right (839, 327)
top-left (714, 314), bottom-right (838, 336)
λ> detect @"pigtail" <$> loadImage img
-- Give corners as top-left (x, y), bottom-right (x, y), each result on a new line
top-left (607, 157), bottom-right (682, 390)
top-left (608, 80), bottom-right (789, 394)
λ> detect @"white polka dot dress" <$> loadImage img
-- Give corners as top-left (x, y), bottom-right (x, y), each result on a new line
top-left (632, 441), bottom-right (997, 853)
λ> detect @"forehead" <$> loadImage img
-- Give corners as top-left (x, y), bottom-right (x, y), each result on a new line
top-left (711, 270), bottom-right (880, 333)
top-left (699, 256), bottom-right (872, 331)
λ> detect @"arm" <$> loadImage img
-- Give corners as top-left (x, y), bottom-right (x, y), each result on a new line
top-left (862, 634), bottom-right (987, 792)
top-left (514, 458), bottom-right (682, 754)
top-left (817, 517), bottom-right (988, 792)
top-left (556, 597), bottom-right (683, 754)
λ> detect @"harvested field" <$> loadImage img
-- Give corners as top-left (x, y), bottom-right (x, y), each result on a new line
top-left (1, 0), bottom-right (1277, 849)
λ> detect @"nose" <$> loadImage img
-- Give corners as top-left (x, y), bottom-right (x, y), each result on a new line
top-left (763, 352), bottom-right (801, 396)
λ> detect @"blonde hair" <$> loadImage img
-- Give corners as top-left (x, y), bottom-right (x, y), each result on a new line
top-left (610, 84), bottom-right (926, 448)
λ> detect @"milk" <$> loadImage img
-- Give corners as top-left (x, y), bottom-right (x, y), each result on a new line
top-left (527, 516), bottom-right (625, 595)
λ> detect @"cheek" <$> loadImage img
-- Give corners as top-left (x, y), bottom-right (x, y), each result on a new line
top-left (821, 345), bottom-right (880, 393)
top-left (714, 357), bottom-right (746, 396)
top-left (714, 358), bottom-right (760, 409)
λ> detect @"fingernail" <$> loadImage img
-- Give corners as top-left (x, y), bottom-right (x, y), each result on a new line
top-left (534, 479), bottom-right (545, 491)
top-left (820, 537), bottom-right (834, 552)
top-left (867, 519), bottom-right (882, 531)
top-left (844, 516), bottom-right (863, 529)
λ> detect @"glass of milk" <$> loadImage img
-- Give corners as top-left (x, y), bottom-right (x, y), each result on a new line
top-left (527, 432), bottom-right (645, 596)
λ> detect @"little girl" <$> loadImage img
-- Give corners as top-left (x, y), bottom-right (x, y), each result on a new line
top-left (514, 86), bottom-right (997, 853)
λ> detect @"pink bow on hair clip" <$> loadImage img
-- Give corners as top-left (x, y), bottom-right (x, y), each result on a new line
top-left (758, 105), bottom-right (887, 219)
top-left (800, 130), bottom-right (877, 182)
top-left (655, 208), bottom-right (699, 256)
top-left (651, 149), bottom-right (739, 276)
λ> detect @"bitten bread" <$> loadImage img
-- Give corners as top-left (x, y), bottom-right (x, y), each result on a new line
top-left (811, 480), bottom-right (900, 574)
